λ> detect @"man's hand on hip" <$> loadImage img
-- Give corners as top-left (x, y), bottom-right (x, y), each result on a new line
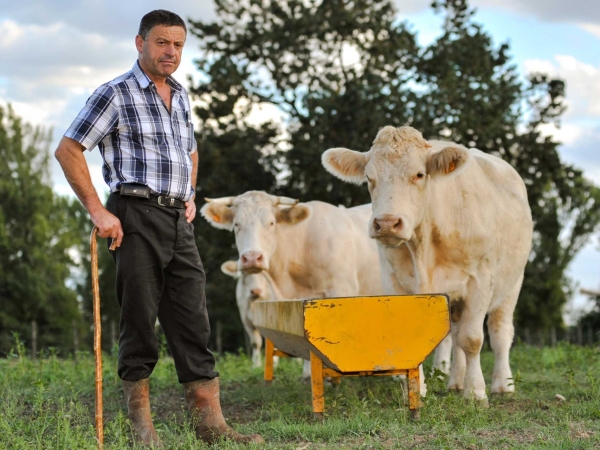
top-left (185, 196), bottom-right (196, 223)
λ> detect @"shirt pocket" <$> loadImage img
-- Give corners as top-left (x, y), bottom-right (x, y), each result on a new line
top-left (176, 108), bottom-right (195, 153)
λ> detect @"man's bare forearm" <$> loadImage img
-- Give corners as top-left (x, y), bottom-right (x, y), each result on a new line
top-left (55, 137), bottom-right (105, 215)
top-left (55, 136), bottom-right (123, 246)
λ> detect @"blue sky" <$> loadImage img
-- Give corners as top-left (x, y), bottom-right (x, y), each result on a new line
top-left (1, 0), bottom-right (599, 320)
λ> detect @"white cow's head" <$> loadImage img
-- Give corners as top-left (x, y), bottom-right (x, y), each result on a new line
top-left (322, 126), bottom-right (469, 247)
top-left (221, 260), bottom-right (273, 301)
top-left (202, 191), bottom-right (311, 272)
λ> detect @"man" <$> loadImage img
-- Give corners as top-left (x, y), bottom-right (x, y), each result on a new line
top-left (55, 10), bottom-right (263, 447)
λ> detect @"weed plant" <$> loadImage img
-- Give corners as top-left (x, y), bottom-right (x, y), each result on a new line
top-left (1, 335), bottom-right (599, 449)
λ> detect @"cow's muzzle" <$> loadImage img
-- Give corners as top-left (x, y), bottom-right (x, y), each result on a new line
top-left (240, 251), bottom-right (267, 273)
top-left (370, 214), bottom-right (407, 245)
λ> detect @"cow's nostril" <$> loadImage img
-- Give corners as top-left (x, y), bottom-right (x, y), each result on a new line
top-left (241, 255), bottom-right (248, 263)
top-left (393, 218), bottom-right (403, 231)
top-left (257, 254), bottom-right (263, 262)
top-left (374, 220), bottom-right (381, 232)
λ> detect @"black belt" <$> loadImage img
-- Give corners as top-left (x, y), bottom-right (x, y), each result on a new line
top-left (118, 183), bottom-right (186, 209)
top-left (149, 193), bottom-right (186, 209)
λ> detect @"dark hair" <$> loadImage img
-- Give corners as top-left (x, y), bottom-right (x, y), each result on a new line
top-left (138, 10), bottom-right (187, 39)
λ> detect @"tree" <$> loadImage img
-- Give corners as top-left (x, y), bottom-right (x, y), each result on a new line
top-left (577, 290), bottom-right (600, 332)
top-left (188, 0), bottom-right (600, 349)
top-left (407, 1), bottom-right (600, 331)
top-left (187, 55), bottom-right (280, 352)
top-left (0, 105), bottom-right (86, 355)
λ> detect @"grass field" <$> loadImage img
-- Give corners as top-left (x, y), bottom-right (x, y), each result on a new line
top-left (1, 337), bottom-right (599, 449)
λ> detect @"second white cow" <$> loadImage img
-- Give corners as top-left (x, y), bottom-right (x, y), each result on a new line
top-left (221, 260), bottom-right (282, 368)
top-left (322, 126), bottom-right (533, 404)
top-left (202, 191), bottom-right (383, 299)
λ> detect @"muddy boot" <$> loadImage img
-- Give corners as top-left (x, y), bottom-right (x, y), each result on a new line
top-left (183, 377), bottom-right (264, 445)
top-left (122, 378), bottom-right (162, 448)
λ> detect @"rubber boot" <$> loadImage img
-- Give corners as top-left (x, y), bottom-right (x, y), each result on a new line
top-left (183, 377), bottom-right (264, 445)
top-left (122, 378), bottom-right (162, 448)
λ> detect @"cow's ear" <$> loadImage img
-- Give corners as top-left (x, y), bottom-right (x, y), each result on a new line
top-left (276, 204), bottom-right (311, 225)
top-left (426, 146), bottom-right (469, 177)
top-left (221, 260), bottom-right (240, 278)
top-left (200, 202), bottom-right (234, 230)
top-left (322, 148), bottom-right (368, 185)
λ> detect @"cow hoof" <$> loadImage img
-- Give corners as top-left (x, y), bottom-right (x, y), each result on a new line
top-left (474, 397), bottom-right (489, 408)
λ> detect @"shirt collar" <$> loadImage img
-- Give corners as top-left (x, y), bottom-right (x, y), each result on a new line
top-left (132, 60), bottom-right (183, 92)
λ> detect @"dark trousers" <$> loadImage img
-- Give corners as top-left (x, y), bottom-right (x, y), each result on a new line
top-left (106, 192), bottom-right (218, 383)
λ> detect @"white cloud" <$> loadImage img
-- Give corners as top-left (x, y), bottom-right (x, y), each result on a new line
top-left (524, 55), bottom-right (600, 120)
top-left (1, 1), bottom-right (217, 39)
top-left (537, 123), bottom-right (583, 147)
top-left (469, 0), bottom-right (600, 25)
top-left (580, 22), bottom-right (600, 39)
top-left (392, 0), bottom-right (600, 26)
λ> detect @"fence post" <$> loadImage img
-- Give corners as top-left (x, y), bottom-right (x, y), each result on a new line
top-left (72, 319), bottom-right (79, 357)
top-left (550, 327), bottom-right (557, 347)
top-left (31, 320), bottom-right (38, 360)
top-left (110, 320), bottom-right (117, 349)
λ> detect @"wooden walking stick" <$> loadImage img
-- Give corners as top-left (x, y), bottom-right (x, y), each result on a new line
top-left (90, 226), bottom-right (104, 449)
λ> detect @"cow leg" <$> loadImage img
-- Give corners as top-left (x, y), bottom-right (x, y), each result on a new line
top-left (419, 364), bottom-right (427, 397)
top-left (447, 322), bottom-right (466, 391)
top-left (455, 303), bottom-right (488, 403)
top-left (433, 334), bottom-right (452, 375)
top-left (302, 360), bottom-right (312, 380)
top-left (488, 281), bottom-right (520, 394)
top-left (251, 329), bottom-right (263, 368)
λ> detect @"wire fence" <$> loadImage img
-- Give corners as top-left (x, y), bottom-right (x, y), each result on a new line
top-left (514, 326), bottom-right (599, 347)
top-left (3, 320), bottom-right (599, 360)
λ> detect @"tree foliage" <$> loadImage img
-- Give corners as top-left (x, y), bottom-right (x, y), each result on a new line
top-left (0, 105), bottom-right (87, 354)
top-left (189, 0), bottom-right (600, 348)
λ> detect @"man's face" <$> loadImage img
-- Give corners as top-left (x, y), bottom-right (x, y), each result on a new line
top-left (136, 25), bottom-right (186, 80)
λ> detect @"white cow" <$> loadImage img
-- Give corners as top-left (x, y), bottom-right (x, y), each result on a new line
top-left (322, 126), bottom-right (533, 404)
top-left (220, 260), bottom-right (282, 368)
top-left (202, 191), bottom-right (383, 298)
top-left (201, 191), bottom-right (387, 380)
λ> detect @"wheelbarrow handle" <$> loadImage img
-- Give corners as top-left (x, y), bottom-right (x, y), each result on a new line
top-left (90, 226), bottom-right (104, 449)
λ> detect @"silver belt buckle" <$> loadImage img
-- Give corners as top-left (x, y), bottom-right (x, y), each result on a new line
top-left (157, 195), bottom-right (174, 207)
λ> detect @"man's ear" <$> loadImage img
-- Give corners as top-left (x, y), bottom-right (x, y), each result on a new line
top-left (200, 202), bottom-right (234, 230)
top-left (275, 204), bottom-right (311, 225)
top-left (322, 148), bottom-right (368, 185)
top-left (426, 146), bottom-right (469, 177)
top-left (221, 260), bottom-right (240, 278)
top-left (135, 35), bottom-right (144, 53)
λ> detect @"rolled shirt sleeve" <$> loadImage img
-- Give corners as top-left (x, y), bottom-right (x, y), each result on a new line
top-left (65, 84), bottom-right (118, 151)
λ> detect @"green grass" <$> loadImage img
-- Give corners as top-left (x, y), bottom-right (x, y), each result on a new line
top-left (1, 339), bottom-right (599, 449)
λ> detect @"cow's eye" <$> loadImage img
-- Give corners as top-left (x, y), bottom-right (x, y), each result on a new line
top-left (416, 172), bottom-right (425, 179)
top-left (269, 221), bottom-right (275, 226)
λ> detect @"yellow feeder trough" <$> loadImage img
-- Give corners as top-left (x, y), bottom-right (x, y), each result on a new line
top-left (252, 294), bottom-right (450, 419)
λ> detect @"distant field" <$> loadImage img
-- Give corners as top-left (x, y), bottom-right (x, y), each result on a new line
top-left (1, 340), bottom-right (599, 449)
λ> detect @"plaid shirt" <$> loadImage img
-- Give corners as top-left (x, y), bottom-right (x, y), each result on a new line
top-left (65, 61), bottom-right (197, 201)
